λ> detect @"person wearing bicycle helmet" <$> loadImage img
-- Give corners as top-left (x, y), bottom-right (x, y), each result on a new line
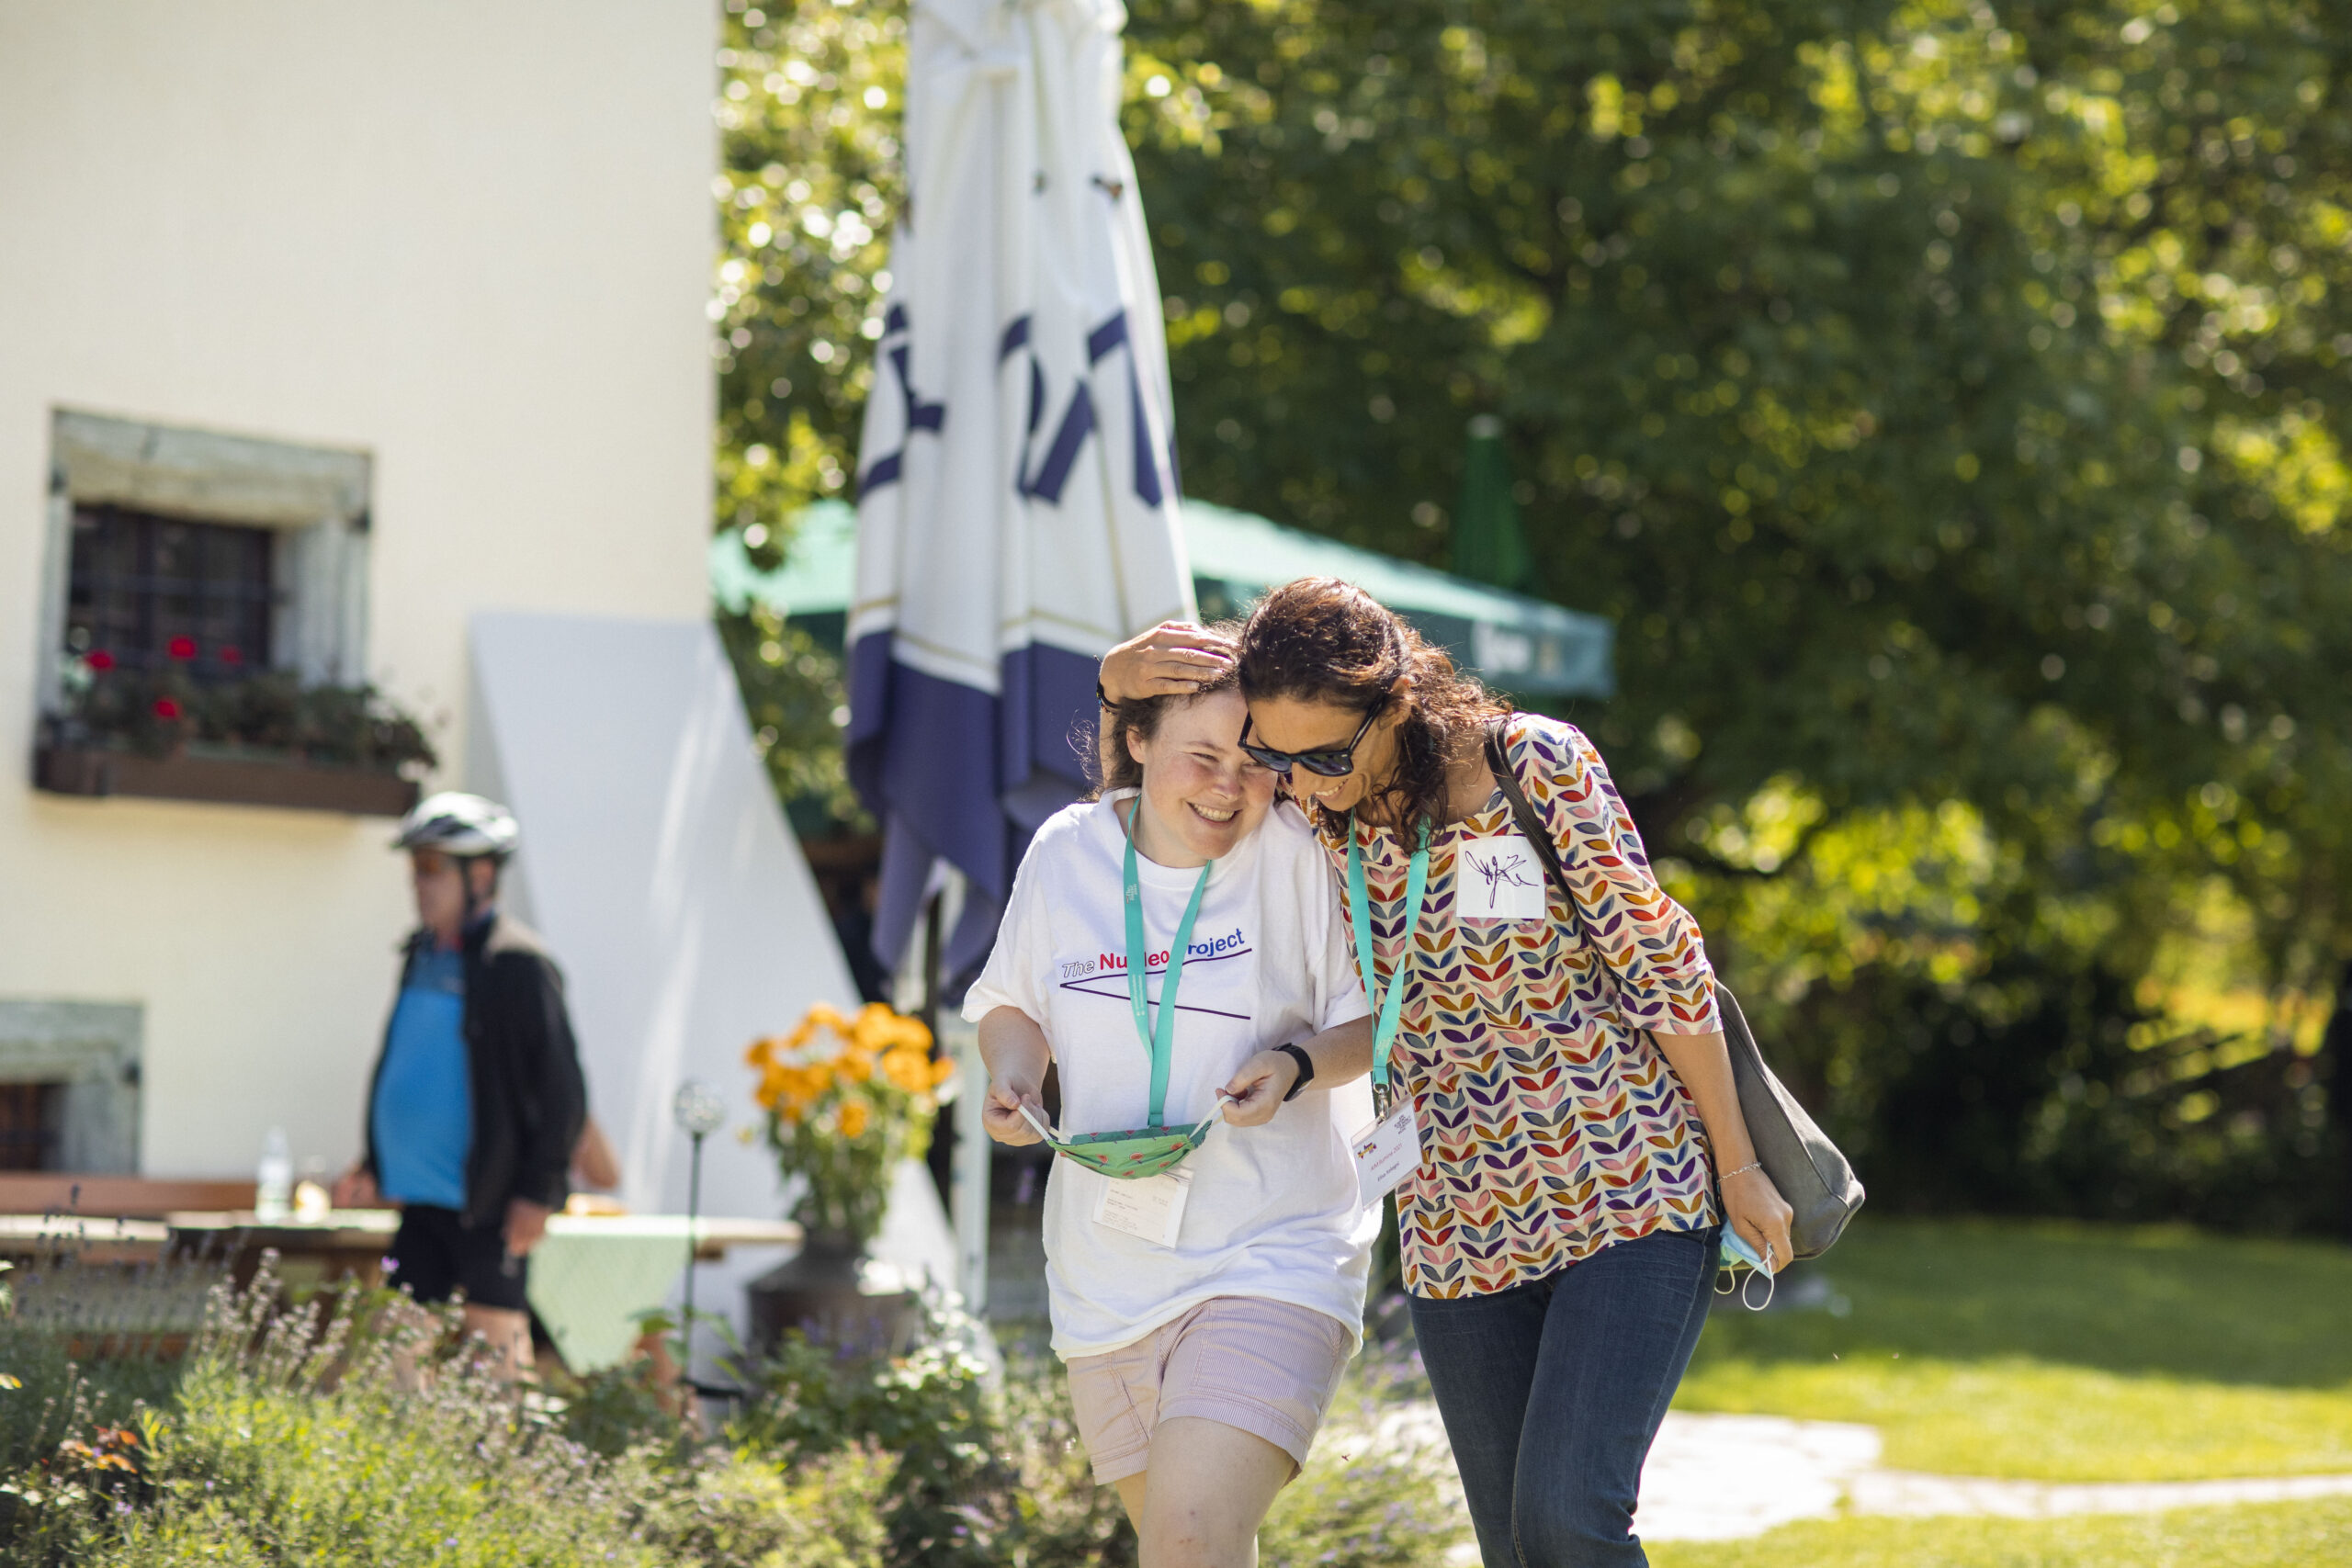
top-left (332, 792), bottom-right (587, 1379)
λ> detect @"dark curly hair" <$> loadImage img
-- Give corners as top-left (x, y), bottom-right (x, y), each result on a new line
top-left (1235, 578), bottom-right (1504, 840)
top-left (1090, 621), bottom-right (1247, 798)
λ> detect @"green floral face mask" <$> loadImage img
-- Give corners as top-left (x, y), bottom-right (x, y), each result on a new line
top-left (1042, 814), bottom-right (1219, 1181)
top-left (1046, 1120), bottom-right (1214, 1180)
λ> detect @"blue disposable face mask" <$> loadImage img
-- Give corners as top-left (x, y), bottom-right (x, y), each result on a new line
top-left (1718, 1230), bottom-right (1778, 1311)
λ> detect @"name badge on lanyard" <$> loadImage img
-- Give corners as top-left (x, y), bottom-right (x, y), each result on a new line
top-left (1093, 1167), bottom-right (1193, 1247)
top-left (1347, 817), bottom-right (1430, 1206)
top-left (1455, 834), bottom-right (1548, 921)
top-left (1353, 1097), bottom-right (1421, 1206)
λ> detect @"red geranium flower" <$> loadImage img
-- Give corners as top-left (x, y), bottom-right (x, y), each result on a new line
top-left (85, 650), bottom-right (115, 672)
top-left (166, 636), bottom-right (197, 660)
top-left (153, 697), bottom-right (181, 720)
top-left (219, 645), bottom-right (243, 665)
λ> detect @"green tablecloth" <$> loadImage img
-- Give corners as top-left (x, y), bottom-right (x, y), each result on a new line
top-left (526, 1215), bottom-right (796, 1373)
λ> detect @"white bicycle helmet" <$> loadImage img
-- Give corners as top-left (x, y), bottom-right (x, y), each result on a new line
top-left (393, 792), bottom-right (519, 862)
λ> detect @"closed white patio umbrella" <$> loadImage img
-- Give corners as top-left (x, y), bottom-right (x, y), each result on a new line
top-left (847, 0), bottom-right (1193, 1304)
top-left (848, 0), bottom-right (1192, 983)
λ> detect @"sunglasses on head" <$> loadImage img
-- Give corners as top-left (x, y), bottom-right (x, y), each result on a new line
top-left (1238, 683), bottom-right (1395, 777)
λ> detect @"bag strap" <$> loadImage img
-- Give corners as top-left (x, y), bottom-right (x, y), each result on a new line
top-left (1482, 719), bottom-right (1583, 935)
top-left (1489, 720), bottom-right (1759, 1221)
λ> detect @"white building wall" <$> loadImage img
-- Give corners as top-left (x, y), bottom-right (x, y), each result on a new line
top-left (0, 2), bottom-right (717, 1177)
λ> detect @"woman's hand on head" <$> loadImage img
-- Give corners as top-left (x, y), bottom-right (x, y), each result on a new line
top-left (1217, 1050), bottom-right (1298, 1127)
top-left (1100, 622), bottom-right (1237, 702)
top-left (982, 1076), bottom-right (1048, 1146)
top-left (1723, 1166), bottom-right (1795, 1273)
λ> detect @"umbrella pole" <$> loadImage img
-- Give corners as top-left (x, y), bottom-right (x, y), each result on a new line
top-left (682, 1128), bottom-right (704, 1371)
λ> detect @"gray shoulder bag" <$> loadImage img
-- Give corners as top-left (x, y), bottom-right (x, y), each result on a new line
top-left (1482, 724), bottom-right (1865, 1260)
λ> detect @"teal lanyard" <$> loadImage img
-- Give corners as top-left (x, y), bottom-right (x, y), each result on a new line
top-left (1125, 814), bottom-right (1215, 1130)
top-left (1347, 816), bottom-right (1430, 1109)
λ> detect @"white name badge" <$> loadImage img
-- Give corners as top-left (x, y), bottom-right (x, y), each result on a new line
top-left (1093, 1168), bottom-right (1193, 1247)
top-left (1455, 834), bottom-right (1549, 921)
top-left (1352, 1099), bottom-right (1422, 1208)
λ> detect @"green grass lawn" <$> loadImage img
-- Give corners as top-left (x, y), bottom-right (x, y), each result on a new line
top-left (1648, 1495), bottom-right (2352, 1568)
top-left (1674, 1218), bottom-right (2352, 1482)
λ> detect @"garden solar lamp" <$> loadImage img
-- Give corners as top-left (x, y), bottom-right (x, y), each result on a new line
top-left (671, 1078), bottom-right (727, 1382)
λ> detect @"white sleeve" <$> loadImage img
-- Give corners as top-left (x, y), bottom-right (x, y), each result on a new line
top-left (1306, 853), bottom-right (1372, 1033)
top-left (960, 843), bottom-right (1049, 1025)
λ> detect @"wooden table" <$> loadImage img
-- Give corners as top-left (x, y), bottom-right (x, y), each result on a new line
top-left (165, 1209), bottom-right (402, 1294)
top-left (0, 1212), bottom-right (170, 1265)
top-left (0, 1188), bottom-right (801, 1374)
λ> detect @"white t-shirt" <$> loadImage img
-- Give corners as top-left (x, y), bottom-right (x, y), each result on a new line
top-left (963, 792), bottom-right (1377, 1359)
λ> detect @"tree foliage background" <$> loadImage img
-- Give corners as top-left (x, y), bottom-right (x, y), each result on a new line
top-left (712, 0), bottom-right (2352, 1229)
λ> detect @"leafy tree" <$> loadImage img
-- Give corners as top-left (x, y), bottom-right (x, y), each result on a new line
top-left (712, 0), bottom-right (904, 831)
top-left (1115, 0), bottom-right (2352, 1220)
top-left (712, 0), bottom-right (2352, 1221)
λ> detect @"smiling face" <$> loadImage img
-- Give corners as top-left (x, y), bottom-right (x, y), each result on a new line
top-left (1243, 692), bottom-right (1407, 818)
top-left (1125, 687), bottom-right (1277, 866)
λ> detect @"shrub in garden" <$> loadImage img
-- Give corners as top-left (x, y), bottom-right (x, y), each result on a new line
top-left (5, 1275), bottom-right (677, 1567)
top-left (639, 1442), bottom-right (892, 1568)
top-left (1259, 1339), bottom-right (1466, 1568)
top-left (1260, 1447), bottom-right (1465, 1568)
top-left (555, 1352), bottom-right (689, 1459)
top-left (0, 1253), bottom-right (1464, 1568)
top-left (723, 1296), bottom-right (1465, 1568)
top-left (729, 1296), bottom-right (1015, 1568)
top-left (985, 1366), bottom-right (1136, 1568)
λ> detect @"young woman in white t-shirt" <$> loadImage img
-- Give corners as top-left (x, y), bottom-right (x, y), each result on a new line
top-left (965, 666), bottom-right (1376, 1568)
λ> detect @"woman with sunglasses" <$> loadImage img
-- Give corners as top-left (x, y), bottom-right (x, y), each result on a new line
top-left (1099, 581), bottom-right (1793, 1568)
top-left (964, 653), bottom-right (1380, 1568)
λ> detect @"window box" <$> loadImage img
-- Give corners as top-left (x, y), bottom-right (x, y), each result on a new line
top-left (32, 735), bottom-right (420, 817)
top-left (29, 410), bottom-right (429, 816)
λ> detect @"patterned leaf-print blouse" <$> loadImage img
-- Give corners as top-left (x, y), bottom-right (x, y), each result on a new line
top-left (1313, 713), bottom-right (1722, 1298)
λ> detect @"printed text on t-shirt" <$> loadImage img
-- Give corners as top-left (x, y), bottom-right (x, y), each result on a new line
top-left (1055, 927), bottom-right (1249, 979)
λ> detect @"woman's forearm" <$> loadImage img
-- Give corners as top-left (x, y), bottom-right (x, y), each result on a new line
top-left (1298, 1014), bottom-right (1374, 1088)
top-left (1656, 1026), bottom-right (1796, 1262)
top-left (978, 1006), bottom-right (1052, 1090)
top-left (1218, 1015), bottom-right (1375, 1124)
top-left (1651, 1029), bottom-right (1756, 1169)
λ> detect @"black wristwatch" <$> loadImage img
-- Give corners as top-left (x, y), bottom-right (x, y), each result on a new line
top-left (1096, 680), bottom-right (1116, 708)
top-left (1275, 1043), bottom-right (1315, 1101)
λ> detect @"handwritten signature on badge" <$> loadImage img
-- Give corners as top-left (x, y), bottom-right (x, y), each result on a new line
top-left (1464, 849), bottom-right (1539, 911)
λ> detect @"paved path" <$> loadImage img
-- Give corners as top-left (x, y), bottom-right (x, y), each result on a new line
top-left (1342, 1403), bottom-right (2352, 1548)
top-left (1845, 1467), bottom-right (2352, 1522)
top-left (1638, 1413), bottom-right (1883, 1540)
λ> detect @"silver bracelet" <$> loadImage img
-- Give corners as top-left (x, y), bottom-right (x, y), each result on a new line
top-left (1721, 1160), bottom-right (1763, 1180)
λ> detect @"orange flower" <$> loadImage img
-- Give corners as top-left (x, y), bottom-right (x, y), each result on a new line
top-left (929, 1055), bottom-right (957, 1087)
top-left (881, 1048), bottom-right (933, 1094)
top-left (752, 1000), bottom-right (943, 1142)
top-left (852, 1002), bottom-right (932, 1055)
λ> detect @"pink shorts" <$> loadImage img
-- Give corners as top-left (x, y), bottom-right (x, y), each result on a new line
top-left (1062, 1296), bottom-right (1354, 1485)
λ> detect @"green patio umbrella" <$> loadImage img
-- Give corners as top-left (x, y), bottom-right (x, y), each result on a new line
top-left (1452, 413), bottom-right (1534, 592)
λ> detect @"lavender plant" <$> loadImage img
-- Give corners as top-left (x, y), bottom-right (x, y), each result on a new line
top-left (0, 1247), bottom-right (1463, 1568)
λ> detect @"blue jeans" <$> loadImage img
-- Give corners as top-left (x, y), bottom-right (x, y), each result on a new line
top-left (1408, 1224), bottom-right (1718, 1568)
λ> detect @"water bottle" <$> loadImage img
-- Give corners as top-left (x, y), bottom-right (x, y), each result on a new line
top-left (255, 1126), bottom-right (293, 1222)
